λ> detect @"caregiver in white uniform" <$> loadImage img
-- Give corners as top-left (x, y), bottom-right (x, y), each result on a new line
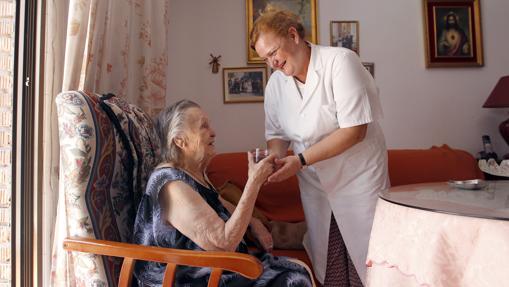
top-left (251, 6), bottom-right (390, 286)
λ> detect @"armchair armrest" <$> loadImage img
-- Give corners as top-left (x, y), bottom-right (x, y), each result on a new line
top-left (63, 237), bottom-right (263, 287)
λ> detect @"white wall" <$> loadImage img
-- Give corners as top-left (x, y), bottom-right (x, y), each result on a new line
top-left (168, 0), bottom-right (509, 157)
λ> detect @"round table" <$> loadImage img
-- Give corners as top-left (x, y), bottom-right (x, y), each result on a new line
top-left (380, 180), bottom-right (509, 221)
top-left (366, 181), bottom-right (509, 287)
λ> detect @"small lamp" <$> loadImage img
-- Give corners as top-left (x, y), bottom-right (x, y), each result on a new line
top-left (483, 75), bottom-right (509, 159)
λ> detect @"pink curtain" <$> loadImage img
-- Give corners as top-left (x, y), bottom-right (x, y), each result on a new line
top-left (44, 0), bottom-right (169, 285)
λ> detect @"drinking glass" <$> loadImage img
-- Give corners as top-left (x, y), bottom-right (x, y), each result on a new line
top-left (250, 148), bottom-right (269, 163)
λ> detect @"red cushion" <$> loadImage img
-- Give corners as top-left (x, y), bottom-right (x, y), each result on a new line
top-left (388, 145), bottom-right (484, 187)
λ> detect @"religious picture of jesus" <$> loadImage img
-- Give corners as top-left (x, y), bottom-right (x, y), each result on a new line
top-left (435, 7), bottom-right (473, 58)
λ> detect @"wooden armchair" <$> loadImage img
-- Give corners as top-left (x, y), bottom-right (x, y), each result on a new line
top-left (51, 91), bottom-right (262, 286)
top-left (63, 237), bottom-right (262, 286)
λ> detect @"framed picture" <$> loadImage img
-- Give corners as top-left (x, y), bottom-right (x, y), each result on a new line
top-left (330, 21), bottom-right (359, 55)
top-left (423, 0), bottom-right (483, 67)
top-left (362, 62), bottom-right (375, 78)
top-left (246, 0), bottom-right (318, 63)
top-left (223, 67), bottom-right (268, 103)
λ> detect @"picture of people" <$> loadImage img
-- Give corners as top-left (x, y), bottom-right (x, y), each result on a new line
top-left (435, 8), bottom-right (472, 57)
top-left (223, 67), bottom-right (267, 103)
top-left (330, 21), bottom-right (359, 54)
top-left (228, 73), bottom-right (263, 95)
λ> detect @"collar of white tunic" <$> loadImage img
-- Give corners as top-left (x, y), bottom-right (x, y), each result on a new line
top-left (294, 77), bottom-right (305, 99)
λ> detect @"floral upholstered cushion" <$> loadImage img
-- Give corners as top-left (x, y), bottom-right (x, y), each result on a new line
top-left (51, 91), bottom-right (160, 287)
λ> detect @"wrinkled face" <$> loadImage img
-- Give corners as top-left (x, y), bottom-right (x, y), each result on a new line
top-left (254, 29), bottom-right (302, 77)
top-left (181, 107), bottom-right (216, 164)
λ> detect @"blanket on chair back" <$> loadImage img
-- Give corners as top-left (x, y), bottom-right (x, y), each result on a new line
top-left (52, 91), bottom-right (160, 287)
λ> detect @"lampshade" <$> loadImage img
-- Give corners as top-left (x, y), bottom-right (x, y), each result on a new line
top-left (483, 76), bottom-right (509, 108)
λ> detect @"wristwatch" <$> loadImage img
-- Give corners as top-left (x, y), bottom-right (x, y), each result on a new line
top-left (297, 153), bottom-right (307, 167)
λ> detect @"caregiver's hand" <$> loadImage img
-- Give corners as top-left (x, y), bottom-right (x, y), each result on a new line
top-left (267, 155), bottom-right (301, 183)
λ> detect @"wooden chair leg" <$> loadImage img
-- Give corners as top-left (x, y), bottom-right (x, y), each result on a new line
top-left (207, 268), bottom-right (223, 287)
top-left (118, 258), bottom-right (135, 287)
top-left (162, 263), bottom-right (177, 286)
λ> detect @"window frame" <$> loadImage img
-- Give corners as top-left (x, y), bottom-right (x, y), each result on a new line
top-left (12, 0), bottom-right (44, 286)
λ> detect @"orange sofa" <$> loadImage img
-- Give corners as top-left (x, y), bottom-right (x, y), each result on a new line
top-left (206, 145), bottom-right (484, 276)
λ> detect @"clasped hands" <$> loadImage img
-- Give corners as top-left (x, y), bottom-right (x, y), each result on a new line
top-left (248, 151), bottom-right (302, 184)
top-left (246, 151), bottom-right (303, 252)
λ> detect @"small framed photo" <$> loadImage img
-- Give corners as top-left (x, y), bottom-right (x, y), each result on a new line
top-left (362, 62), bottom-right (375, 78)
top-left (330, 21), bottom-right (359, 55)
top-left (423, 0), bottom-right (483, 67)
top-left (223, 67), bottom-right (267, 103)
top-left (246, 0), bottom-right (318, 64)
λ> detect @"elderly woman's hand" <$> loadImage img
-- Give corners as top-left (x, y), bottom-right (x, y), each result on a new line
top-left (247, 151), bottom-right (276, 187)
top-left (250, 218), bottom-right (273, 253)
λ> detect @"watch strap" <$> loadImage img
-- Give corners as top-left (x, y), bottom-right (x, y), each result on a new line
top-left (297, 153), bottom-right (307, 167)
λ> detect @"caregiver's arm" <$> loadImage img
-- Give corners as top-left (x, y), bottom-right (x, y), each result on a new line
top-left (267, 138), bottom-right (290, 159)
top-left (268, 124), bottom-right (367, 183)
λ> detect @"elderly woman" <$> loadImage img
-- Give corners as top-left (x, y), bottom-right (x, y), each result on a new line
top-left (133, 100), bottom-right (313, 286)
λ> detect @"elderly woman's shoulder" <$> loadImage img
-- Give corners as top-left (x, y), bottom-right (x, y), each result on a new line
top-left (155, 162), bottom-right (176, 170)
top-left (147, 166), bottom-right (186, 188)
top-left (150, 165), bottom-right (184, 178)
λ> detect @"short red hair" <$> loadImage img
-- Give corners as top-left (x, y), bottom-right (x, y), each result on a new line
top-left (249, 5), bottom-right (305, 50)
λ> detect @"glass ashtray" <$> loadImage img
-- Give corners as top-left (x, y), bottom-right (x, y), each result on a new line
top-left (448, 179), bottom-right (488, 190)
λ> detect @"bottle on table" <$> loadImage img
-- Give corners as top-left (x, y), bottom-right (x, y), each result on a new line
top-left (480, 135), bottom-right (499, 161)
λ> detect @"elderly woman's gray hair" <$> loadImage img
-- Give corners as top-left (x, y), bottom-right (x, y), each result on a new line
top-left (155, 99), bottom-right (200, 165)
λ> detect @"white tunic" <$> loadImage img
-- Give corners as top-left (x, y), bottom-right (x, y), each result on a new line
top-left (264, 44), bottom-right (390, 285)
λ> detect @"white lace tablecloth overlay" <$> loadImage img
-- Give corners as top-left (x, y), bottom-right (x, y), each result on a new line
top-left (479, 159), bottom-right (509, 177)
top-left (366, 183), bottom-right (509, 287)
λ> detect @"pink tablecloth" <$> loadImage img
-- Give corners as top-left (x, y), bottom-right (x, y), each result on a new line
top-left (366, 198), bottom-right (509, 287)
